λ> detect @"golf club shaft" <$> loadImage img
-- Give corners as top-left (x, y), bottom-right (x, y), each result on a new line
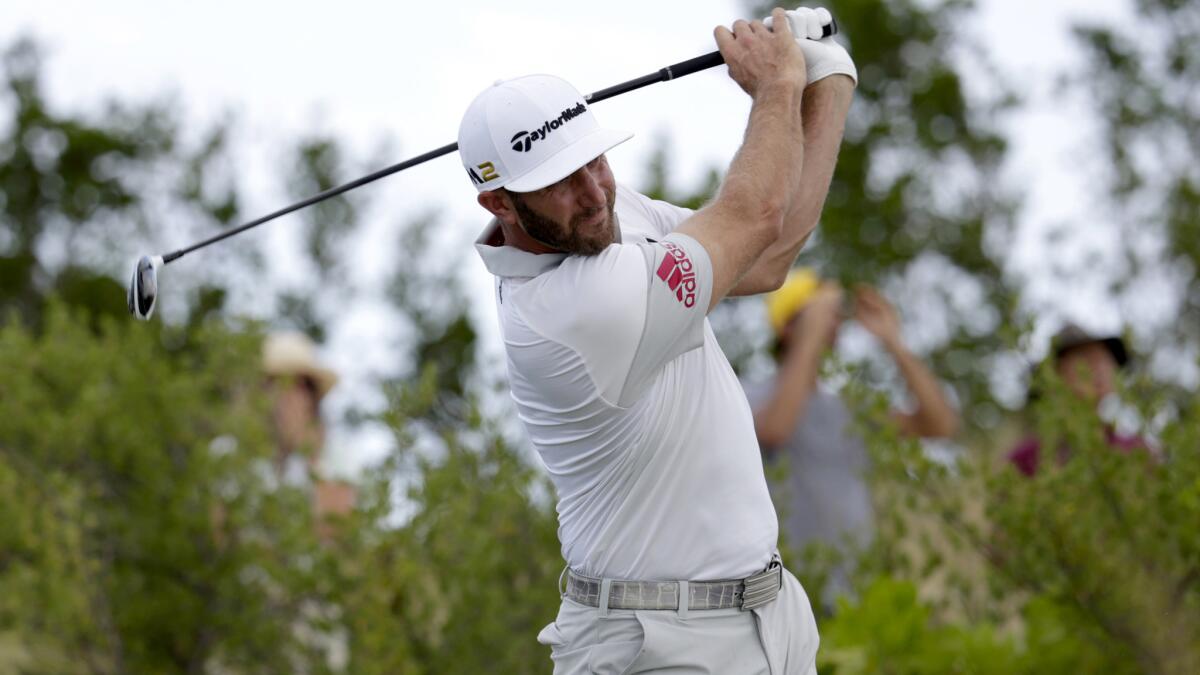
top-left (163, 142), bottom-right (457, 263)
top-left (161, 19), bottom-right (835, 264)
top-left (161, 51), bottom-right (725, 264)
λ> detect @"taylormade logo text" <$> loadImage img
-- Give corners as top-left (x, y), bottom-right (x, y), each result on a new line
top-left (510, 102), bottom-right (587, 152)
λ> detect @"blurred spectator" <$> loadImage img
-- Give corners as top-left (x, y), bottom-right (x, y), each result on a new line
top-left (263, 332), bottom-right (337, 476)
top-left (1009, 324), bottom-right (1147, 477)
top-left (262, 331), bottom-right (355, 530)
top-left (742, 270), bottom-right (958, 569)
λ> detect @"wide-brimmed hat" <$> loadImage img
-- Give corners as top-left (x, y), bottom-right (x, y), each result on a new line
top-left (262, 331), bottom-right (339, 400)
top-left (457, 74), bottom-right (633, 193)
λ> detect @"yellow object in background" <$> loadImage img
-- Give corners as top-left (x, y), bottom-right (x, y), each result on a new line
top-left (764, 268), bottom-right (820, 334)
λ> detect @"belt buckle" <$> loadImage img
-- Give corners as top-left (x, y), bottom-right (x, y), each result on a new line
top-left (740, 558), bottom-right (782, 611)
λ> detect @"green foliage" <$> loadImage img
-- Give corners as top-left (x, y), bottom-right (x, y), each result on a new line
top-left (1069, 0), bottom-right (1200, 388)
top-left (840, 360), bottom-right (1200, 674)
top-left (1016, 596), bottom-right (1139, 674)
top-left (818, 577), bottom-right (1021, 674)
top-left (3, 2), bottom-right (1198, 671)
top-left (0, 37), bottom-right (256, 328)
top-left (816, 575), bottom-right (1156, 674)
top-left (656, 0), bottom-right (1021, 411)
top-left (0, 303), bottom-right (566, 674)
top-left (984, 371), bottom-right (1200, 673)
top-left (383, 212), bottom-right (480, 427)
top-left (769, 0), bottom-right (1013, 283)
top-left (0, 38), bottom-right (174, 326)
top-left (330, 368), bottom-right (563, 675)
top-left (650, 6), bottom-right (1200, 666)
top-left (0, 39), bottom-right (175, 257)
top-left (0, 34), bottom-right (567, 674)
top-left (275, 134), bottom-right (365, 343)
top-left (289, 137), bottom-right (358, 278)
top-left (0, 305), bottom-right (343, 674)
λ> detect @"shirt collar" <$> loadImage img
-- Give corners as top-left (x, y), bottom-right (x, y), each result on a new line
top-left (474, 219), bottom-right (568, 278)
top-left (473, 214), bottom-right (631, 279)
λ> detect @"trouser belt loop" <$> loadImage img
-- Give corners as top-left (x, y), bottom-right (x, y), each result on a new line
top-left (677, 580), bottom-right (689, 619)
top-left (558, 564), bottom-right (570, 598)
top-left (598, 578), bottom-right (613, 618)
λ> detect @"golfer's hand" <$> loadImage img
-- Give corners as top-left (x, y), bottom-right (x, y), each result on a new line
top-left (715, 8), bottom-right (807, 98)
top-left (764, 7), bottom-right (857, 86)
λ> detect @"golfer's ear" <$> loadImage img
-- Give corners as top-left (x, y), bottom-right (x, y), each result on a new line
top-left (478, 190), bottom-right (516, 225)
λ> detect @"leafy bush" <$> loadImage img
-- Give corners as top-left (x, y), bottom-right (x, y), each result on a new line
top-left (838, 363), bottom-right (1200, 674)
top-left (0, 306), bottom-right (566, 674)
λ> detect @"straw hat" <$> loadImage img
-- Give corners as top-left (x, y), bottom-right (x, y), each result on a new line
top-left (261, 331), bottom-right (339, 400)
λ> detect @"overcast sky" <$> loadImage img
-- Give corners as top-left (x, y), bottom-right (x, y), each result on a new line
top-left (2, 0), bottom-right (1143, 475)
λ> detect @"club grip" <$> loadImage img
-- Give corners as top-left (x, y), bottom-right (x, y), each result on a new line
top-left (660, 18), bottom-right (838, 81)
top-left (661, 51), bottom-right (727, 80)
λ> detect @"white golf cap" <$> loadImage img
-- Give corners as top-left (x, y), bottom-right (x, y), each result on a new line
top-left (457, 74), bottom-right (633, 193)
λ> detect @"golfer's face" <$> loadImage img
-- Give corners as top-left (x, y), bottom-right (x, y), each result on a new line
top-left (515, 155), bottom-right (617, 255)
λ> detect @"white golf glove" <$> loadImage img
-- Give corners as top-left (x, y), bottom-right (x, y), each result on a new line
top-left (764, 7), bottom-right (857, 86)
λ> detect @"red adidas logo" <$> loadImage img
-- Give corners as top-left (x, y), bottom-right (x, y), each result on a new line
top-left (655, 242), bottom-right (697, 308)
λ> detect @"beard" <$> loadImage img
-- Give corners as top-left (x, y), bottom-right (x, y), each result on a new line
top-left (510, 190), bottom-right (618, 256)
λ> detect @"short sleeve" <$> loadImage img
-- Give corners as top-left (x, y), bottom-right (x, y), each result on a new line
top-left (514, 232), bottom-right (713, 407)
top-left (620, 233), bottom-right (713, 403)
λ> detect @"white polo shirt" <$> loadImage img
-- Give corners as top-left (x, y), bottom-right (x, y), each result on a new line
top-left (476, 183), bottom-right (778, 582)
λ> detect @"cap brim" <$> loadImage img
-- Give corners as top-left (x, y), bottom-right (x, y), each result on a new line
top-left (505, 127), bottom-right (633, 193)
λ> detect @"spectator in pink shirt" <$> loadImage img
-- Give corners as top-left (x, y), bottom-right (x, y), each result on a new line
top-left (1009, 324), bottom-right (1146, 476)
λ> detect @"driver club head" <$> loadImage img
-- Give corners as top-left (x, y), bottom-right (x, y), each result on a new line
top-left (127, 255), bottom-right (163, 321)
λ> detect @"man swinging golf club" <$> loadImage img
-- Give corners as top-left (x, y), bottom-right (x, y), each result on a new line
top-left (462, 7), bottom-right (855, 673)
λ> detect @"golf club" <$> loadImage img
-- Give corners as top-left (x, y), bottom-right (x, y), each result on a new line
top-left (128, 20), bottom-right (837, 320)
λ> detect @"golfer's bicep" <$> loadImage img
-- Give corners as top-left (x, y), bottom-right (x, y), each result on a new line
top-left (674, 207), bottom-right (773, 311)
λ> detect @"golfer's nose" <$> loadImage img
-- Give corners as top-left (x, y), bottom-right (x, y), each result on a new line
top-left (571, 163), bottom-right (607, 208)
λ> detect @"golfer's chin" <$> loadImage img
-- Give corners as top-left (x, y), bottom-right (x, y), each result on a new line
top-left (574, 214), bottom-right (617, 256)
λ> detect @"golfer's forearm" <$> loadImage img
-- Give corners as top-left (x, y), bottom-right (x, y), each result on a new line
top-left (718, 82), bottom-right (804, 223)
top-left (888, 340), bottom-right (959, 438)
top-left (680, 81), bottom-right (803, 301)
top-left (734, 78), bottom-right (852, 295)
top-left (782, 78), bottom-right (851, 241)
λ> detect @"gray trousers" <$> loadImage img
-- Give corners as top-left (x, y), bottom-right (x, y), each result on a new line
top-left (537, 567), bottom-right (819, 674)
